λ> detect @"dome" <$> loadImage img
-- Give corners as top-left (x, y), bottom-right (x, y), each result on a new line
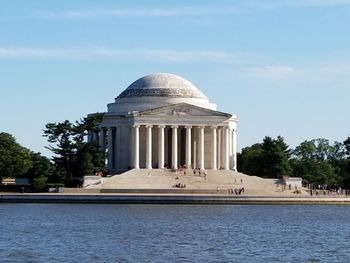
top-left (117, 73), bottom-right (208, 99)
top-left (108, 73), bottom-right (217, 114)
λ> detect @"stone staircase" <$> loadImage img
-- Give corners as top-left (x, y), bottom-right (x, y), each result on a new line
top-left (82, 169), bottom-right (296, 196)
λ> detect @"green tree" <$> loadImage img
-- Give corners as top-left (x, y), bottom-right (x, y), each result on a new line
top-left (291, 139), bottom-right (339, 186)
top-left (344, 136), bottom-right (350, 155)
top-left (23, 152), bottom-right (53, 179)
top-left (75, 113), bottom-right (105, 171)
top-left (290, 158), bottom-right (336, 185)
top-left (238, 136), bottom-right (291, 178)
top-left (74, 147), bottom-right (94, 177)
top-left (32, 176), bottom-right (48, 192)
top-left (43, 120), bottom-right (75, 183)
top-left (293, 140), bottom-right (317, 161)
top-left (239, 143), bottom-right (263, 176)
top-left (342, 136), bottom-right (350, 182)
top-left (261, 136), bottom-right (291, 178)
top-left (43, 113), bottom-right (105, 185)
top-left (0, 132), bottom-right (32, 182)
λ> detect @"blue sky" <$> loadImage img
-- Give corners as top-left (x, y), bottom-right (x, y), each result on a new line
top-left (1, 0), bottom-right (350, 157)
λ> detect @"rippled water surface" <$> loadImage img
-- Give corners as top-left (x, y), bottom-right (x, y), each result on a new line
top-left (1, 204), bottom-right (350, 262)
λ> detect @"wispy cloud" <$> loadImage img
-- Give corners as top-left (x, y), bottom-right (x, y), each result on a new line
top-left (245, 65), bottom-right (296, 80)
top-left (246, 0), bottom-right (350, 10)
top-left (286, 0), bottom-right (350, 7)
top-left (2, 47), bottom-right (349, 86)
top-left (37, 6), bottom-right (236, 20)
top-left (131, 49), bottom-right (232, 62)
top-left (31, 2), bottom-right (350, 21)
top-left (0, 47), bottom-right (81, 59)
top-left (297, 63), bottom-right (350, 83)
top-left (0, 46), bottom-right (244, 63)
top-left (241, 63), bottom-right (350, 85)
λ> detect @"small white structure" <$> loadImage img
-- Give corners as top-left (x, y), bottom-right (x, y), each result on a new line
top-left (283, 177), bottom-right (302, 189)
top-left (88, 73), bottom-right (238, 174)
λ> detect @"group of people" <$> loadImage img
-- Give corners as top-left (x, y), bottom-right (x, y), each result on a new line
top-left (228, 187), bottom-right (245, 195)
top-left (173, 183), bottom-right (186, 188)
top-left (310, 187), bottom-right (347, 196)
top-left (192, 168), bottom-right (208, 179)
top-left (169, 166), bottom-right (209, 181)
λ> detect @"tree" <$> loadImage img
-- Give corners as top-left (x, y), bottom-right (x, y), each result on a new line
top-left (75, 113), bottom-right (105, 171)
top-left (0, 132), bottom-right (32, 182)
top-left (293, 140), bottom-right (317, 161)
top-left (260, 136), bottom-right (291, 178)
top-left (238, 136), bottom-right (291, 178)
top-left (32, 176), bottom-right (48, 192)
top-left (344, 136), bottom-right (350, 156)
top-left (23, 152), bottom-right (53, 179)
top-left (43, 113), bottom-right (105, 185)
top-left (290, 158), bottom-right (336, 185)
top-left (43, 120), bottom-right (75, 183)
top-left (239, 143), bottom-right (263, 176)
top-left (291, 139), bottom-right (340, 186)
top-left (239, 136), bottom-right (350, 187)
top-left (74, 147), bottom-right (94, 177)
top-left (343, 136), bottom-right (350, 179)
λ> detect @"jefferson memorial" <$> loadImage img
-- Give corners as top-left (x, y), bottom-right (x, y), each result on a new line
top-left (88, 73), bottom-right (238, 174)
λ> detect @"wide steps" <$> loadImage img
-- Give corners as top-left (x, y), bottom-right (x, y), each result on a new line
top-left (82, 169), bottom-right (295, 196)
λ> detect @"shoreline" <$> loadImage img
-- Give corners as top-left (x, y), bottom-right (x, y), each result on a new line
top-left (1, 193), bottom-right (350, 205)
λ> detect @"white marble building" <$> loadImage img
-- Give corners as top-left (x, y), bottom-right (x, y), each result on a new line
top-left (88, 73), bottom-right (238, 173)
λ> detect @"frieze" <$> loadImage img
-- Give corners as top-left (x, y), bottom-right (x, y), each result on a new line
top-left (117, 88), bottom-right (204, 99)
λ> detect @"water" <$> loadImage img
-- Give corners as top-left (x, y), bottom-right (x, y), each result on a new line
top-left (1, 204), bottom-right (350, 263)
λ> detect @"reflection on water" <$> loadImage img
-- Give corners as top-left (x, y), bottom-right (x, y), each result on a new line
top-left (1, 204), bottom-right (350, 262)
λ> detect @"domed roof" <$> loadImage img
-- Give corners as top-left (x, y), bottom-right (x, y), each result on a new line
top-left (108, 72), bottom-right (217, 114)
top-left (117, 73), bottom-right (207, 99)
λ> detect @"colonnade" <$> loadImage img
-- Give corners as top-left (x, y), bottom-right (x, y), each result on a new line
top-left (131, 124), bottom-right (237, 171)
top-left (88, 124), bottom-right (237, 172)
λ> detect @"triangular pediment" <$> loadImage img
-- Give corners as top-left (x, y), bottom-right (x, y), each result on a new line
top-left (134, 103), bottom-right (231, 117)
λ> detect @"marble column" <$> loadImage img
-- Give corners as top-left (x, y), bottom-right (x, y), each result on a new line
top-left (185, 126), bottom-right (192, 169)
top-left (193, 140), bottom-right (197, 169)
top-left (146, 125), bottom-right (152, 169)
top-left (224, 127), bottom-right (230, 170)
top-left (228, 128), bottom-right (232, 170)
top-left (99, 128), bottom-right (106, 166)
top-left (107, 127), bottom-right (113, 171)
top-left (232, 129), bottom-right (237, 171)
top-left (198, 126), bottom-right (205, 170)
top-left (217, 127), bottom-right (221, 170)
top-left (133, 125), bottom-right (140, 169)
top-left (99, 128), bottom-right (105, 148)
top-left (171, 125), bottom-right (178, 170)
top-left (115, 127), bottom-right (120, 169)
top-left (211, 126), bottom-right (217, 170)
top-left (158, 125), bottom-right (165, 169)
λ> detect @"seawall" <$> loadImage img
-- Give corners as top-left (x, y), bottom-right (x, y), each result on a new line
top-left (1, 193), bottom-right (350, 205)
